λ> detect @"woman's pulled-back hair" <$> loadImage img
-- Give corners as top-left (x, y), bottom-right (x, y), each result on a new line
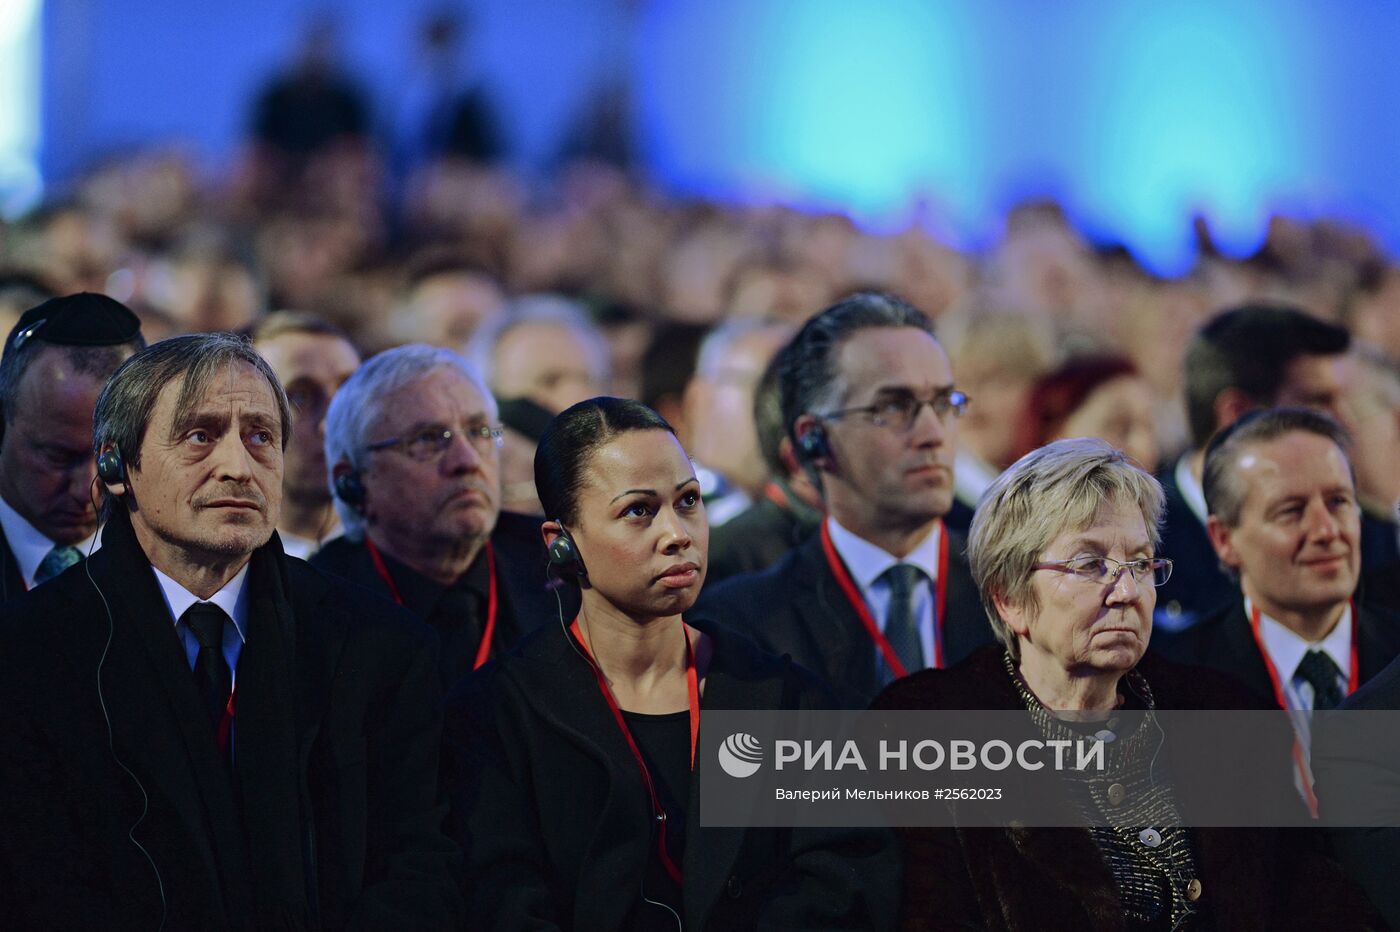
top-left (534, 396), bottom-right (677, 524)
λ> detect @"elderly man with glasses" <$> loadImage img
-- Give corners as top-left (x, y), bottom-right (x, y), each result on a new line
top-left (693, 293), bottom-right (995, 706)
top-left (314, 344), bottom-right (577, 691)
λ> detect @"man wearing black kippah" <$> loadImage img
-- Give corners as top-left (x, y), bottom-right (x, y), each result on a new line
top-left (0, 292), bottom-right (144, 599)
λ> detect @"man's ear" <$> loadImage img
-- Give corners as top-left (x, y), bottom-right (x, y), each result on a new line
top-left (1213, 388), bottom-right (1257, 433)
top-left (792, 414), bottom-right (833, 473)
top-left (992, 588), bottom-right (1031, 639)
top-left (97, 445), bottom-right (127, 498)
top-left (1206, 514), bottom-right (1242, 570)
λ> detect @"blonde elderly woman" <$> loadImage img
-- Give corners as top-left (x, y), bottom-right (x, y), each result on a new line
top-left (873, 438), bottom-right (1378, 932)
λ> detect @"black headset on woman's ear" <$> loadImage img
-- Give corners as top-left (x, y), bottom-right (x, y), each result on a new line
top-left (547, 522), bottom-right (588, 577)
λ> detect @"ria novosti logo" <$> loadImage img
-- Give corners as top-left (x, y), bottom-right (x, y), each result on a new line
top-left (718, 733), bottom-right (764, 778)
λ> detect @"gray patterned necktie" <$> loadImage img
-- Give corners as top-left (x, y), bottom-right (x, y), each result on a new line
top-left (880, 563), bottom-right (926, 684)
top-left (34, 544), bottom-right (82, 585)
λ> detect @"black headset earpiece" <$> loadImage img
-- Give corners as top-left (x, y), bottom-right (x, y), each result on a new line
top-left (96, 446), bottom-right (126, 485)
top-left (797, 423), bottom-right (830, 461)
top-left (547, 521), bottom-right (587, 577)
top-left (334, 470), bottom-right (366, 508)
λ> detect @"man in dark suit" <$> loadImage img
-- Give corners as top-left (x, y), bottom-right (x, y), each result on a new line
top-left (706, 339), bottom-right (823, 584)
top-left (1156, 304), bottom-right (1351, 632)
top-left (0, 333), bottom-right (461, 928)
top-left (1156, 408), bottom-right (1400, 715)
top-left (0, 293), bottom-right (144, 600)
top-left (313, 343), bottom-right (574, 691)
top-left (695, 293), bottom-right (993, 706)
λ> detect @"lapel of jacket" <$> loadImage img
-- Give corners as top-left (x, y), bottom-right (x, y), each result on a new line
top-left (288, 562), bottom-right (350, 771)
top-left (90, 509), bottom-right (253, 915)
top-left (941, 532), bottom-right (986, 664)
top-left (794, 535), bottom-right (880, 703)
top-left (0, 524), bottom-right (23, 603)
top-left (681, 633), bottom-right (786, 928)
top-left (233, 539), bottom-right (310, 916)
top-left (1219, 601), bottom-right (1280, 706)
top-left (1355, 601), bottom-right (1400, 685)
top-left (516, 628), bottom-right (657, 930)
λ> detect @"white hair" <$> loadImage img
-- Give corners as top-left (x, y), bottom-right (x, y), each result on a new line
top-left (324, 343), bottom-right (497, 540)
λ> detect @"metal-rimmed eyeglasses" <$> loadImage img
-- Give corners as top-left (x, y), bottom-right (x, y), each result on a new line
top-left (366, 423), bottom-right (505, 462)
top-left (1033, 556), bottom-right (1174, 588)
top-left (821, 389), bottom-right (970, 431)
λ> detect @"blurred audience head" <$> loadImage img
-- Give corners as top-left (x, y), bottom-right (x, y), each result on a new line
top-left (251, 311), bottom-right (362, 528)
top-left (944, 311), bottom-right (1052, 471)
top-left (472, 294), bottom-right (610, 414)
top-left (1018, 354), bottom-right (1159, 472)
top-left (682, 318), bottom-right (794, 496)
top-left (1184, 303), bottom-right (1350, 451)
top-left (391, 251), bottom-right (506, 351)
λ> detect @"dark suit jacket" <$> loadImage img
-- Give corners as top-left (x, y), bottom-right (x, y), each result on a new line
top-left (444, 621), bottom-right (900, 931)
top-left (872, 646), bottom-right (1379, 931)
top-left (693, 525), bottom-right (993, 707)
top-left (1152, 598), bottom-right (1400, 708)
top-left (1154, 459), bottom-right (1236, 631)
top-left (0, 507), bottom-right (462, 930)
top-left (706, 493), bottom-right (819, 585)
top-left (310, 510), bottom-right (578, 688)
top-left (1314, 651), bottom-right (1400, 928)
top-left (0, 523), bottom-right (26, 603)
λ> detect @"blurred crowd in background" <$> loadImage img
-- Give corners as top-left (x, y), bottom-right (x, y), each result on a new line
top-left (5, 13), bottom-right (1400, 525)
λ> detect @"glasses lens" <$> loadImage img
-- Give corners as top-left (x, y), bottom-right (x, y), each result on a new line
top-left (1152, 560), bottom-right (1173, 587)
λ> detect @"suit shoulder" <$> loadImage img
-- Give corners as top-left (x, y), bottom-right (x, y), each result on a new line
top-left (306, 534), bottom-right (363, 575)
top-left (491, 511), bottom-right (546, 552)
top-left (1135, 650), bottom-right (1273, 710)
top-left (288, 559), bottom-right (437, 651)
top-left (1152, 603), bottom-right (1237, 662)
top-left (0, 573), bottom-right (89, 659)
top-left (702, 539), bottom-right (816, 604)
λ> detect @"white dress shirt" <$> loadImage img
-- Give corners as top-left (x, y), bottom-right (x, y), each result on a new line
top-left (826, 517), bottom-right (943, 668)
top-left (0, 492), bottom-right (100, 589)
top-left (1249, 596), bottom-right (1352, 713)
top-left (153, 562), bottom-right (251, 687)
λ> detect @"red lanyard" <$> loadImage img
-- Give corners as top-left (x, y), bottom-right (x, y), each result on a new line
top-left (366, 537), bottom-right (499, 671)
top-left (819, 519), bottom-right (949, 675)
top-left (1247, 599), bottom-right (1359, 816)
top-left (217, 687), bottom-right (236, 755)
top-left (569, 616), bottom-right (699, 886)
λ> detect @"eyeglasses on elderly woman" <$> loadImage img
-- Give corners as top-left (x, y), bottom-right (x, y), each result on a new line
top-left (1032, 556), bottom-right (1173, 588)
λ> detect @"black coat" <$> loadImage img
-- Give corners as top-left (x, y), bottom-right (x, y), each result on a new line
top-left (872, 646), bottom-right (1379, 931)
top-left (1314, 650), bottom-right (1400, 928)
top-left (1153, 461), bottom-right (1236, 631)
top-left (310, 510), bottom-right (578, 689)
top-left (0, 507), bottom-right (462, 930)
top-left (706, 493), bottom-right (819, 585)
top-left (443, 621), bottom-right (901, 930)
top-left (693, 526), bottom-right (993, 707)
top-left (1152, 598), bottom-right (1400, 708)
top-left (0, 522), bottom-right (26, 603)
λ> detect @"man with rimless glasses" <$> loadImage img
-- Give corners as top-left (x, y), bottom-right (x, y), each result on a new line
top-left (314, 344), bottom-right (577, 690)
top-left (695, 293), bottom-right (995, 706)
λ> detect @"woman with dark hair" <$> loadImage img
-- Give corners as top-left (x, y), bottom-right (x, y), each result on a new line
top-left (1016, 354), bottom-right (1159, 472)
top-left (444, 396), bottom-right (898, 930)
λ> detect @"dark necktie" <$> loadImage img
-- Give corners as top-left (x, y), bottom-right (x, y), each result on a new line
top-left (184, 603), bottom-right (233, 739)
top-left (880, 563), bottom-right (926, 683)
top-left (1296, 649), bottom-right (1344, 711)
top-left (34, 544), bottom-right (82, 585)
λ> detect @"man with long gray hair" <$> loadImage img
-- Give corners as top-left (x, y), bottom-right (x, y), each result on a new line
top-left (0, 333), bottom-right (462, 927)
top-left (313, 343), bottom-right (575, 691)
